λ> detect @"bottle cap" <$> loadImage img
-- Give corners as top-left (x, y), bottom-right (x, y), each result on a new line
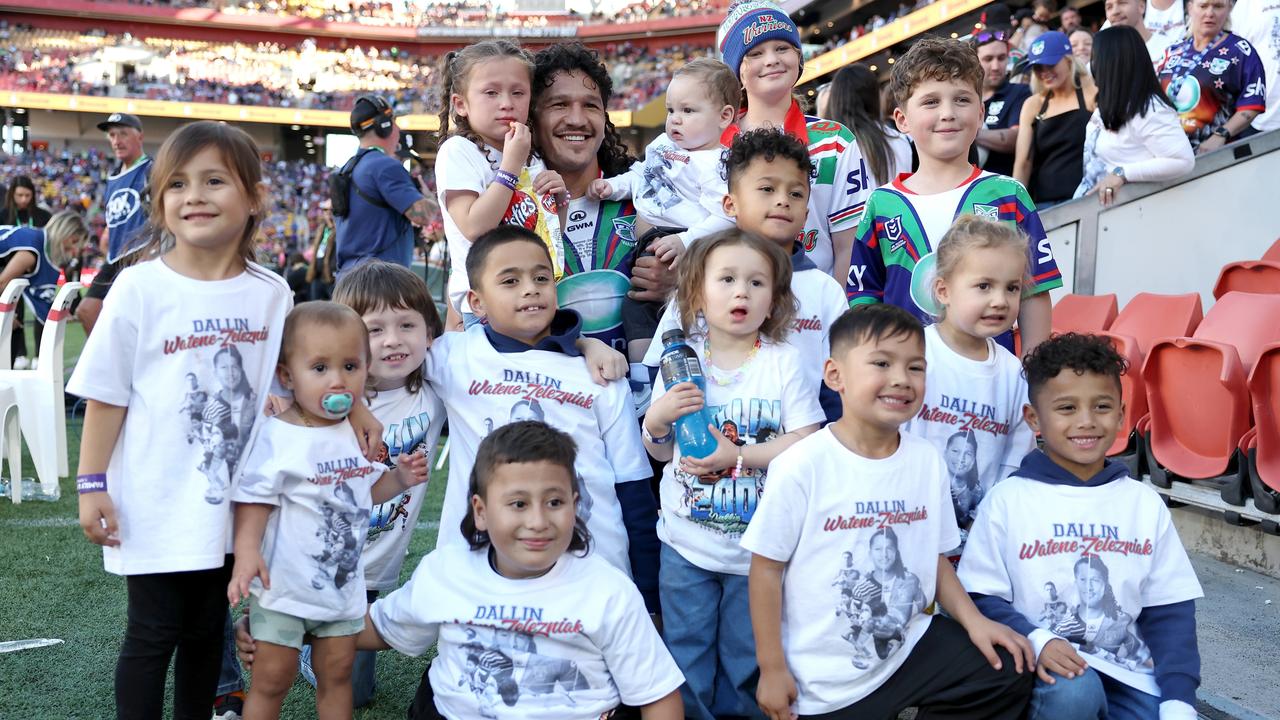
top-left (661, 329), bottom-right (686, 346)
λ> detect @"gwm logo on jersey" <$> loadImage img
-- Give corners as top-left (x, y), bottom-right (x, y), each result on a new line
top-left (106, 187), bottom-right (142, 228)
top-left (742, 13), bottom-right (794, 44)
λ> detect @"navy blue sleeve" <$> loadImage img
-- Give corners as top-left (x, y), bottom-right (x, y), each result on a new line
top-left (615, 478), bottom-right (661, 614)
top-left (971, 592), bottom-right (1037, 636)
top-left (1136, 599), bottom-right (1200, 706)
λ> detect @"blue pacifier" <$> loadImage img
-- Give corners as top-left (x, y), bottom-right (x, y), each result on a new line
top-left (321, 392), bottom-right (354, 419)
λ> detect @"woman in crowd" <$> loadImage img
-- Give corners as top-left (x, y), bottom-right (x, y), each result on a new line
top-left (1077, 26), bottom-right (1194, 204)
top-left (1, 176), bottom-right (52, 228)
top-left (1014, 31), bottom-right (1097, 208)
top-left (1158, 0), bottom-right (1266, 153)
top-left (825, 63), bottom-right (913, 188)
top-left (0, 210), bottom-right (89, 354)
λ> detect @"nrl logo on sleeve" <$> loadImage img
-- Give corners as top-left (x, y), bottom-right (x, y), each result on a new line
top-left (884, 215), bottom-right (905, 251)
top-left (742, 14), bottom-right (793, 44)
top-left (973, 204), bottom-right (999, 220)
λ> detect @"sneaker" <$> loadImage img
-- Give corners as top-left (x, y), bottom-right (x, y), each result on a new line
top-left (29, 358), bottom-right (36, 370)
top-left (212, 690), bottom-right (244, 720)
top-left (12, 357), bottom-right (29, 370)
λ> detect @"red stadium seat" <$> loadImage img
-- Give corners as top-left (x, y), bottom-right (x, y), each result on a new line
top-left (1108, 292), bottom-right (1204, 359)
top-left (1051, 294), bottom-right (1118, 335)
top-left (1212, 261), bottom-right (1280, 299)
top-left (1248, 343), bottom-right (1280, 508)
top-left (1263, 237), bottom-right (1280, 262)
top-left (1099, 331), bottom-right (1147, 457)
top-left (1142, 292), bottom-right (1280, 481)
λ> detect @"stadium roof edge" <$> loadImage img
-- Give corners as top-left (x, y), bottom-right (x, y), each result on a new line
top-left (3, 91), bottom-right (636, 130)
top-left (798, 0), bottom-right (990, 85)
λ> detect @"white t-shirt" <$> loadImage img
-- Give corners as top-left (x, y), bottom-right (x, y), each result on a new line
top-left (66, 259), bottom-right (290, 575)
top-left (426, 326), bottom-right (650, 576)
top-left (233, 417), bottom-right (385, 622)
top-left (370, 545), bottom-right (684, 719)
top-left (1233, 0), bottom-right (1280, 131)
top-left (958, 473), bottom-right (1203, 695)
top-left (602, 133), bottom-right (733, 244)
top-left (1084, 103), bottom-right (1195, 184)
top-left (642, 266), bottom-right (848, 402)
top-left (362, 385), bottom-right (447, 591)
top-left (652, 338), bottom-right (824, 575)
top-left (1146, 0), bottom-right (1187, 56)
top-left (903, 325), bottom-right (1036, 531)
top-left (436, 136), bottom-right (549, 314)
top-left (740, 430), bottom-right (961, 714)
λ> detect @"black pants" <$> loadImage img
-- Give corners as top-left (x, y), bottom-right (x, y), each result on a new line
top-left (802, 615), bottom-right (1033, 720)
top-left (116, 559), bottom-right (233, 720)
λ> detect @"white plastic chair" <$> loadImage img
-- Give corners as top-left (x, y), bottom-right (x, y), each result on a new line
top-left (0, 282), bottom-right (83, 498)
top-left (0, 384), bottom-right (24, 504)
top-left (0, 278), bottom-right (30, 372)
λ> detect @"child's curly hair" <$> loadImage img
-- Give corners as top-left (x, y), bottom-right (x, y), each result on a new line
top-left (889, 36), bottom-right (983, 110)
top-left (1022, 332), bottom-right (1128, 404)
top-left (724, 127), bottom-right (813, 190)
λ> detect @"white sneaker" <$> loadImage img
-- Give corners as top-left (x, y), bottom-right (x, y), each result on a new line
top-left (12, 357), bottom-right (29, 370)
top-left (28, 358), bottom-right (36, 370)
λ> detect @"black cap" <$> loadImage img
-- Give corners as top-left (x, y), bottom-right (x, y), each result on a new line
top-left (350, 95), bottom-right (395, 136)
top-left (980, 3), bottom-right (1012, 28)
top-left (661, 329), bottom-right (687, 346)
top-left (96, 112), bottom-right (143, 132)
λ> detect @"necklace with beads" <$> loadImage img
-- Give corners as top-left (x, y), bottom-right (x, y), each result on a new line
top-left (703, 336), bottom-right (762, 387)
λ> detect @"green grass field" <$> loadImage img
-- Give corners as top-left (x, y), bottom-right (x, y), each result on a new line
top-left (0, 321), bottom-right (448, 719)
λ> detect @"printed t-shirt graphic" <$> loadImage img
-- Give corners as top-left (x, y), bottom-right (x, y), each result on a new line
top-left (847, 168), bottom-right (1062, 327)
top-left (66, 260), bottom-right (290, 575)
top-left (362, 385), bottom-right (446, 591)
top-left (371, 545), bottom-right (684, 719)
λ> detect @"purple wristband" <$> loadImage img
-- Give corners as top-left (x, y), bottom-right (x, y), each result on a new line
top-left (77, 473), bottom-right (107, 494)
top-left (493, 169), bottom-right (519, 191)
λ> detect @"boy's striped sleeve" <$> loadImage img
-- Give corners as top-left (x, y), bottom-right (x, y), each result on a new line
top-left (846, 191), bottom-right (886, 306)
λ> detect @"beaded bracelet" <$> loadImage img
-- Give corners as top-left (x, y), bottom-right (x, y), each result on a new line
top-left (493, 169), bottom-right (519, 191)
top-left (77, 473), bottom-right (107, 494)
top-left (730, 451), bottom-right (744, 481)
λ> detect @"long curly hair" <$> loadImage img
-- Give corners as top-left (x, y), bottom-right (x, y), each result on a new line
top-left (531, 43), bottom-right (634, 177)
top-left (436, 40), bottom-right (535, 168)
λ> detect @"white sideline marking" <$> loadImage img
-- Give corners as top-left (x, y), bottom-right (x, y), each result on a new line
top-left (3, 517), bottom-right (443, 531)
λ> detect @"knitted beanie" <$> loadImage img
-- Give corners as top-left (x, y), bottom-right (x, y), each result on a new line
top-left (717, 0), bottom-right (803, 79)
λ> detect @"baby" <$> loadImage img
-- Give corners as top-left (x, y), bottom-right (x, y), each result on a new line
top-left (588, 57), bottom-right (740, 361)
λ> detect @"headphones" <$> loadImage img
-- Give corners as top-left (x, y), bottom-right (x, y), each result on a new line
top-left (352, 94), bottom-right (395, 138)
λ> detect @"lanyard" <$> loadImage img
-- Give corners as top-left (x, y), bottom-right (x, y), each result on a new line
top-left (1168, 33), bottom-right (1226, 97)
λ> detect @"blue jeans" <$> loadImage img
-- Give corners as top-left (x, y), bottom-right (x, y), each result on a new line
top-left (216, 610), bottom-right (245, 696)
top-left (659, 543), bottom-right (762, 720)
top-left (1030, 667), bottom-right (1161, 720)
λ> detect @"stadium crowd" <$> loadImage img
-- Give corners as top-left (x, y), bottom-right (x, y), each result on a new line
top-left (0, 25), bottom-right (706, 112)
top-left (92, 0), bottom-right (728, 28)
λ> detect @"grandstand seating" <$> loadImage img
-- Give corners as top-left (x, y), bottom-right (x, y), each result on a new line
top-left (1051, 293), bottom-right (1118, 335)
top-left (1143, 292), bottom-right (1280, 482)
top-left (1212, 260), bottom-right (1280, 299)
top-left (1247, 343), bottom-right (1280, 511)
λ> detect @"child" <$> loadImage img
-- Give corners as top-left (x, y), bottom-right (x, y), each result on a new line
top-left (436, 39), bottom-right (568, 328)
top-left (292, 260), bottom-right (448, 708)
top-left (958, 333), bottom-right (1203, 720)
top-left (846, 37), bottom-right (1063, 355)
top-left (642, 228), bottom-right (825, 719)
top-left (227, 302), bottom-right (430, 719)
top-left (716, 0), bottom-right (871, 284)
top-left (902, 216), bottom-right (1037, 552)
top-left (741, 304), bottom-right (1035, 719)
top-left (428, 225), bottom-right (661, 613)
top-left (240, 421), bottom-right (683, 718)
top-left (68, 121), bottom-right (292, 718)
top-left (588, 57), bottom-right (739, 361)
top-left (642, 128), bottom-right (850, 420)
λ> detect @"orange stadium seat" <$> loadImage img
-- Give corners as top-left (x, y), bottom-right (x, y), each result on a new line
top-left (1108, 292), bottom-right (1204, 359)
top-left (1099, 331), bottom-right (1147, 458)
top-left (1263, 237), bottom-right (1280, 262)
top-left (1212, 261), bottom-right (1280, 299)
top-left (1248, 342), bottom-right (1280, 512)
top-left (1142, 292), bottom-right (1280, 484)
top-left (1051, 293), bottom-right (1118, 335)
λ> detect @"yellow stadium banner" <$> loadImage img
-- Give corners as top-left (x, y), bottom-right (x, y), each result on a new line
top-left (798, 0), bottom-right (992, 84)
top-left (4, 91), bottom-right (634, 130)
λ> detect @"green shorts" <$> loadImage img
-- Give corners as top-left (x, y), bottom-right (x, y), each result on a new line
top-left (249, 600), bottom-right (364, 650)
